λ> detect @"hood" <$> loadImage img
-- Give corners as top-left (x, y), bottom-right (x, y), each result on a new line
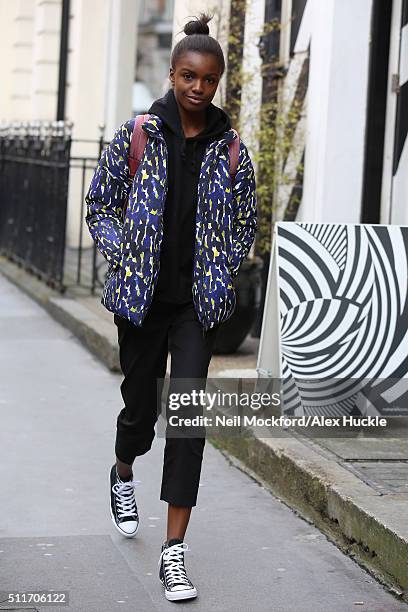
top-left (148, 88), bottom-right (231, 170)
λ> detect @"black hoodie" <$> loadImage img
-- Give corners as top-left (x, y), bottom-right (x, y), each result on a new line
top-left (148, 88), bottom-right (232, 304)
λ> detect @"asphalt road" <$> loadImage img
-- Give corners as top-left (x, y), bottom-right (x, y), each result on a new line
top-left (0, 275), bottom-right (406, 612)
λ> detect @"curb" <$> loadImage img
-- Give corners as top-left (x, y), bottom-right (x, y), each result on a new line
top-left (208, 422), bottom-right (408, 599)
top-left (2, 257), bottom-right (407, 599)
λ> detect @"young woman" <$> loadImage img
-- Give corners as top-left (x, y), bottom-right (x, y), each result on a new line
top-left (86, 13), bottom-right (257, 603)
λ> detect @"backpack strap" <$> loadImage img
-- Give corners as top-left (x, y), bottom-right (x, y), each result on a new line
top-left (123, 114), bottom-right (149, 219)
top-left (124, 120), bottom-right (239, 219)
top-left (129, 117), bottom-right (239, 181)
top-left (228, 129), bottom-right (240, 183)
top-left (128, 114), bottom-right (149, 179)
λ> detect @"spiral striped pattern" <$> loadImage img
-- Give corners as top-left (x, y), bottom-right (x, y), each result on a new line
top-left (277, 222), bottom-right (408, 416)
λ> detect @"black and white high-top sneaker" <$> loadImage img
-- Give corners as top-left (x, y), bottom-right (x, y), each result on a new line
top-left (109, 464), bottom-right (140, 538)
top-left (158, 539), bottom-right (197, 601)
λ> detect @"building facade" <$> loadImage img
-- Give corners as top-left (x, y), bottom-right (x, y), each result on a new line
top-left (1, 1), bottom-right (406, 259)
top-left (263, 0), bottom-right (408, 226)
top-left (0, 0), bottom-right (138, 247)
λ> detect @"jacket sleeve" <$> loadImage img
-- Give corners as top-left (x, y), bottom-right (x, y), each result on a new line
top-left (229, 140), bottom-right (257, 278)
top-left (85, 120), bottom-right (134, 269)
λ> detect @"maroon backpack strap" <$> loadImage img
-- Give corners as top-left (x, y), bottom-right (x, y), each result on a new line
top-left (123, 114), bottom-right (149, 219)
top-left (228, 129), bottom-right (240, 183)
top-left (128, 114), bottom-right (149, 179)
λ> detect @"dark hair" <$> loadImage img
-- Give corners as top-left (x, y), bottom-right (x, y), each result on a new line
top-left (171, 13), bottom-right (225, 75)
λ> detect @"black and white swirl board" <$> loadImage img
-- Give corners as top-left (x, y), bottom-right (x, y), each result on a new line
top-left (256, 222), bottom-right (408, 417)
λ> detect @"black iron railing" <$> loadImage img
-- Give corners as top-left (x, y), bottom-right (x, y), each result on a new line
top-left (65, 130), bottom-right (109, 295)
top-left (0, 121), bottom-right (72, 290)
top-left (0, 121), bottom-right (112, 295)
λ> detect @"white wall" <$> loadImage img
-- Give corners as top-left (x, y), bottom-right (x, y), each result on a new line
top-left (0, 0), bottom-right (62, 122)
top-left (298, 0), bottom-right (373, 223)
top-left (0, 2), bottom-right (16, 121)
top-left (31, 0), bottom-right (61, 120)
top-left (240, 0), bottom-right (264, 164)
top-left (103, 0), bottom-right (139, 140)
top-left (0, 0), bottom-right (34, 121)
top-left (65, 0), bottom-right (138, 247)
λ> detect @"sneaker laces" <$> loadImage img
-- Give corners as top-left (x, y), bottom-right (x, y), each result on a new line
top-left (112, 479), bottom-right (141, 519)
top-left (158, 543), bottom-right (193, 588)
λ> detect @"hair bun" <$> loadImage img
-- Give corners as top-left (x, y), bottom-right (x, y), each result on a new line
top-left (183, 13), bottom-right (212, 36)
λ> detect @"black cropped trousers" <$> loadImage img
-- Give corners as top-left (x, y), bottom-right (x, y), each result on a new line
top-left (114, 295), bottom-right (218, 507)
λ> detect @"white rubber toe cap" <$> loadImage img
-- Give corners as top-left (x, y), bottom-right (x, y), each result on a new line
top-left (113, 519), bottom-right (139, 537)
top-left (165, 586), bottom-right (197, 601)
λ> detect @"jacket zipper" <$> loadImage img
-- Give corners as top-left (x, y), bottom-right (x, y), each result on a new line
top-left (197, 154), bottom-right (219, 338)
top-left (138, 128), bottom-right (169, 326)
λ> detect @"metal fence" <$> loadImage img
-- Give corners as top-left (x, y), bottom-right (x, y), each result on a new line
top-left (65, 131), bottom-right (108, 295)
top-left (0, 121), bottom-right (72, 290)
top-left (0, 121), bottom-right (111, 294)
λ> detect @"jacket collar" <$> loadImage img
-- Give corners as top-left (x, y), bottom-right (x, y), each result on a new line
top-left (142, 114), bottom-right (237, 148)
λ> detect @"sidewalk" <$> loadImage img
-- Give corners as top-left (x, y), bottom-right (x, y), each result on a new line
top-left (1, 256), bottom-right (407, 604)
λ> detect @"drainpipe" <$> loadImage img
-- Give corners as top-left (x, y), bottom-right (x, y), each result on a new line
top-left (57, 0), bottom-right (70, 120)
